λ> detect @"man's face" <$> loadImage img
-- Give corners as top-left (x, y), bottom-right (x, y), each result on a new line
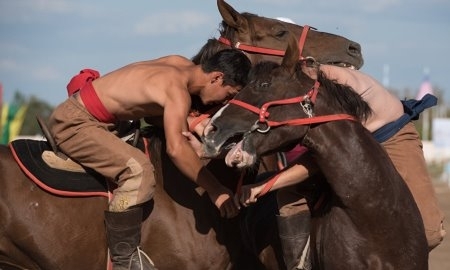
top-left (202, 76), bottom-right (241, 105)
top-left (208, 85), bottom-right (241, 105)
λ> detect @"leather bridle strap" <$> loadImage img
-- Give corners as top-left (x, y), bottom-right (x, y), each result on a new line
top-left (297, 25), bottom-right (310, 58)
top-left (218, 25), bottom-right (312, 60)
top-left (227, 81), bottom-right (356, 130)
top-left (218, 37), bottom-right (285, 57)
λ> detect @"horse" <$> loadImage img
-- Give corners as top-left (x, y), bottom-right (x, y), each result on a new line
top-left (202, 34), bottom-right (429, 269)
top-left (0, 1), bottom-right (365, 269)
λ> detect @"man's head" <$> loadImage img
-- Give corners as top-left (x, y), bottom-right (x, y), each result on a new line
top-left (199, 49), bottom-right (251, 106)
top-left (202, 49), bottom-right (251, 89)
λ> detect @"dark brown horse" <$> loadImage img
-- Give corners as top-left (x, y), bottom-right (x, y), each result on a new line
top-left (202, 34), bottom-right (429, 269)
top-left (0, 1), bottom-right (365, 269)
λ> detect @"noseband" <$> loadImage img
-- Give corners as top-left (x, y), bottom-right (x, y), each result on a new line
top-left (218, 25), bottom-right (313, 60)
top-left (228, 81), bottom-right (356, 134)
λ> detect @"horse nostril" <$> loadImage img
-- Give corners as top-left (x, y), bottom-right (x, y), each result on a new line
top-left (203, 123), bottom-right (217, 137)
top-left (348, 42), bottom-right (362, 57)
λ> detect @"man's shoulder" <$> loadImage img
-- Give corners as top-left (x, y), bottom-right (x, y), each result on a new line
top-left (158, 55), bottom-right (192, 65)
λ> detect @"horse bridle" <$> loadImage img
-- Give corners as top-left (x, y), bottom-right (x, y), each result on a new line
top-left (218, 24), bottom-right (356, 131)
top-left (218, 24), bottom-right (353, 196)
top-left (228, 82), bottom-right (356, 198)
top-left (227, 81), bottom-right (356, 134)
top-left (218, 25), bottom-right (313, 60)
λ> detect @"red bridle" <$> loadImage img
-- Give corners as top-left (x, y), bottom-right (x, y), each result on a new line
top-left (218, 25), bottom-right (312, 59)
top-left (218, 24), bottom-right (354, 196)
top-left (227, 81), bottom-right (356, 133)
top-left (228, 81), bottom-right (356, 198)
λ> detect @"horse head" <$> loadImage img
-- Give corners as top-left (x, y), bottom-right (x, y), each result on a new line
top-left (217, 0), bottom-right (364, 69)
top-left (191, 0), bottom-right (364, 114)
top-left (202, 33), bottom-right (371, 168)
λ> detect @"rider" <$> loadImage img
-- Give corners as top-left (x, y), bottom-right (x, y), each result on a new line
top-left (236, 64), bottom-right (446, 269)
top-left (48, 49), bottom-right (251, 270)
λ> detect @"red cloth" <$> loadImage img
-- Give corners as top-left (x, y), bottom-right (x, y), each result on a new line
top-left (66, 69), bottom-right (100, 96)
top-left (284, 144), bottom-right (309, 164)
top-left (66, 68), bottom-right (115, 123)
top-left (79, 81), bottom-right (116, 123)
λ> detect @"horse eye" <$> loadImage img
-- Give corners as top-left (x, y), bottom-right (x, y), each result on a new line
top-left (275, 30), bottom-right (288, 38)
top-left (260, 82), bottom-right (270, 88)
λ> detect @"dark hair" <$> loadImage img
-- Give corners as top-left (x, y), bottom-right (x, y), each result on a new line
top-left (191, 38), bottom-right (229, 65)
top-left (201, 49), bottom-right (251, 88)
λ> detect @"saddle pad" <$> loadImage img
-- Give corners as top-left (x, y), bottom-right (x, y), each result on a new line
top-left (10, 139), bottom-right (111, 198)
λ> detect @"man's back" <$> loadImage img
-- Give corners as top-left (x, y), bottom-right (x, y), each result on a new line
top-left (319, 65), bottom-right (404, 132)
top-left (91, 55), bottom-right (194, 120)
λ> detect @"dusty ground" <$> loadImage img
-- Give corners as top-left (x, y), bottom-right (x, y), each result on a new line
top-left (429, 180), bottom-right (450, 270)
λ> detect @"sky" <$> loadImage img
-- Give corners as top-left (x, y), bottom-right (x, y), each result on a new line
top-left (1, 0), bottom-right (450, 106)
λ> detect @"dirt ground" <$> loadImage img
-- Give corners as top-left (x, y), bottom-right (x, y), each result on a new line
top-left (429, 180), bottom-right (450, 270)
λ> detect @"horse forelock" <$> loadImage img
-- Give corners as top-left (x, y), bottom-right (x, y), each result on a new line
top-left (219, 21), bottom-right (236, 42)
top-left (248, 61), bottom-right (280, 82)
top-left (219, 12), bottom-right (259, 44)
top-left (317, 71), bottom-right (372, 122)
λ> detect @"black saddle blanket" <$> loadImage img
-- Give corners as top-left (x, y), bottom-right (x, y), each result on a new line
top-left (10, 139), bottom-right (111, 198)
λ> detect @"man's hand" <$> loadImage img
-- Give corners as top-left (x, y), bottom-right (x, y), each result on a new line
top-left (209, 187), bottom-right (240, 218)
top-left (237, 183), bottom-right (264, 207)
top-left (182, 131), bottom-right (204, 158)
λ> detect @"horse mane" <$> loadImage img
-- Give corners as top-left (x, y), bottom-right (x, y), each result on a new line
top-left (316, 70), bottom-right (372, 123)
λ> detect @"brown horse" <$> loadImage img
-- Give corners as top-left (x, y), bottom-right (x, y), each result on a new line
top-left (202, 34), bottom-right (428, 269)
top-left (0, 1), bottom-right (365, 269)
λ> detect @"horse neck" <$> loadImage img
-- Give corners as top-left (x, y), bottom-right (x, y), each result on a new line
top-left (302, 120), bottom-right (401, 202)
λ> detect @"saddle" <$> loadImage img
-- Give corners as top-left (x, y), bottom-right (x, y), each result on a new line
top-left (10, 116), bottom-right (143, 198)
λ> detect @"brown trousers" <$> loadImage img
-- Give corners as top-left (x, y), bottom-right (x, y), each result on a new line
top-left (49, 96), bottom-right (156, 212)
top-left (277, 122), bottom-right (445, 249)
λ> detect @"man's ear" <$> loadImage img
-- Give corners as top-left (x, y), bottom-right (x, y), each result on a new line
top-left (211, 72), bottom-right (224, 84)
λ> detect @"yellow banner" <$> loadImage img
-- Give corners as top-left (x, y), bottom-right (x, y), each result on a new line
top-left (0, 104), bottom-right (28, 143)
top-left (9, 105), bottom-right (28, 141)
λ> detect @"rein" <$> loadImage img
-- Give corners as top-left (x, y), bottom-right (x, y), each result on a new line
top-left (218, 25), bottom-right (312, 59)
top-left (228, 81), bottom-right (356, 133)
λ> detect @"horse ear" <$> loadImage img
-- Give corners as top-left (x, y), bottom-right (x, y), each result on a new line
top-left (217, 0), bottom-right (249, 34)
top-left (281, 33), bottom-right (300, 75)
